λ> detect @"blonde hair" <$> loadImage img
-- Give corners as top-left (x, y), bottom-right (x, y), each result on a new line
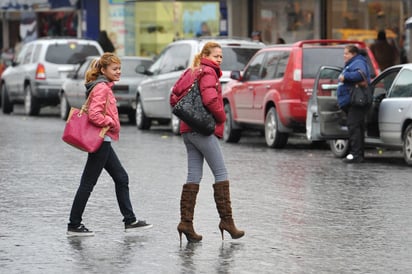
top-left (190, 41), bottom-right (222, 69)
top-left (85, 52), bottom-right (121, 83)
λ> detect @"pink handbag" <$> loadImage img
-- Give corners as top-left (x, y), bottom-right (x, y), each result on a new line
top-left (62, 94), bottom-right (109, 153)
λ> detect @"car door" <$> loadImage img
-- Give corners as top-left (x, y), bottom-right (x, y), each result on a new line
top-left (232, 52), bottom-right (265, 122)
top-left (253, 51), bottom-right (289, 122)
top-left (5, 43), bottom-right (34, 99)
top-left (379, 67), bottom-right (412, 145)
top-left (306, 66), bottom-right (344, 141)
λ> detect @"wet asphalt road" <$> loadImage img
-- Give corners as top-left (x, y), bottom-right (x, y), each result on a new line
top-left (1, 106), bottom-right (412, 274)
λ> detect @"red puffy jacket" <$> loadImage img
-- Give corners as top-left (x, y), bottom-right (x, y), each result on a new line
top-left (171, 58), bottom-right (226, 138)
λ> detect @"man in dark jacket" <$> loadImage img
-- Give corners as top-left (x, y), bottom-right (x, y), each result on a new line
top-left (370, 30), bottom-right (399, 71)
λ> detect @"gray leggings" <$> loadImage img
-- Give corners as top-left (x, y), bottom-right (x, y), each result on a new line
top-left (182, 132), bottom-right (228, 183)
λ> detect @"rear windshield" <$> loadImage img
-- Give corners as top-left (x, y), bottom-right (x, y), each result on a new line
top-left (121, 59), bottom-right (152, 77)
top-left (302, 47), bottom-right (376, 78)
top-left (45, 43), bottom-right (101, 64)
top-left (221, 47), bottom-right (261, 71)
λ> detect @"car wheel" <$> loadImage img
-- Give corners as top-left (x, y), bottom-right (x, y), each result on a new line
top-left (264, 107), bottom-right (288, 148)
top-left (1, 84), bottom-right (14, 114)
top-left (60, 93), bottom-right (70, 120)
top-left (24, 85), bottom-right (40, 116)
top-left (402, 124), bottom-right (412, 166)
top-left (329, 139), bottom-right (349, 158)
top-left (171, 114), bottom-right (180, 135)
top-left (223, 103), bottom-right (241, 143)
top-left (135, 97), bottom-right (151, 130)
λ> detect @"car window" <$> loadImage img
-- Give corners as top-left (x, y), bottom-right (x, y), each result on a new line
top-left (276, 52), bottom-right (290, 78)
top-left (32, 44), bottom-right (42, 63)
top-left (388, 69), bottom-right (412, 98)
top-left (221, 47), bottom-right (261, 71)
top-left (302, 48), bottom-right (345, 78)
top-left (159, 44), bottom-right (190, 74)
top-left (23, 44), bottom-right (34, 64)
top-left (45, 43), bottom-right (101, 64)
top-left (261, 51), bottom-right (279, 80)
top-left (121, 59), bottom-right (140, 77)
top-left (260, 51), bottom-right (290, 80)
top-left (371, 69), bottom-right (399, 98)
top-left (243, 52), bottom-right (265, 81)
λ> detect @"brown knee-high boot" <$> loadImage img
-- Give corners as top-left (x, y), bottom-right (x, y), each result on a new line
top-left (213, 180), bottom-right (245, 240)
top-left (177, 183), bottom-right (202, 244)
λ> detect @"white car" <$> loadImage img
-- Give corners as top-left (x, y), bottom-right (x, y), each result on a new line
top-left (306, 64), bottom-right (412, 165)
top-left (1, 38), bottom-right (103, 116)
top-left (135, 37), bottom-right (265, 134)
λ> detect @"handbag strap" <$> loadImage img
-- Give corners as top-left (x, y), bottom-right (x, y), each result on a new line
top-left (81, 87), bottom-right (109, 116)
top-left (357, 69), bottom-right (369, 87)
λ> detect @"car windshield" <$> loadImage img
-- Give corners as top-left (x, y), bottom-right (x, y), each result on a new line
top-left (221, 47), bottom-right (261, 71)
top-left (45, 43), bottom-right (101, 64)
top-left (302, 47), bottom-right (376, 79)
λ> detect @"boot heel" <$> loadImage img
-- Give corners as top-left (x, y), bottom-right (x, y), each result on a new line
top-left (178, 229), bottom-right (183, 245)
top-left (219, 227), bottom-right (224, 240)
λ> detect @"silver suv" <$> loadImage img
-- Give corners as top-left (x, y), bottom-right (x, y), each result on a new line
top-left (1, 37), bottom-right (103, 115)
top-left (135, 37), bottom-right (264, 134)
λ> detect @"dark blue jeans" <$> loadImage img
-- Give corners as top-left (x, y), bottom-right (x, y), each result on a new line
top-left (68, 142), bottom-right (136, 227)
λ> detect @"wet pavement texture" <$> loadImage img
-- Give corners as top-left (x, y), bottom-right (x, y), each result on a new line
top-left (1, 107), bottom-right (412, 274)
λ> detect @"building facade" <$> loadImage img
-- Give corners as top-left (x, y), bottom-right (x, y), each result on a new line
top-left (1, 0), bottom-right (412, 58)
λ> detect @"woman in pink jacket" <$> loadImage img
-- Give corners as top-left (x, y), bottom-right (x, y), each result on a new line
top-left (67, 53), bottom-right (152, 236)
top-left (175, 42), bottom-right (244, 244)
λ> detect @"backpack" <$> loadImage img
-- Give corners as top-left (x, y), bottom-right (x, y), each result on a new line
top-left (170, 67), bottom-right (203, 107)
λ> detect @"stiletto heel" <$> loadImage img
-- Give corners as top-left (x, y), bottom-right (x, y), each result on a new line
top-left (219, 227), bottom-right (224, 240)
top-left (178, 230), bottom-right (183, 245)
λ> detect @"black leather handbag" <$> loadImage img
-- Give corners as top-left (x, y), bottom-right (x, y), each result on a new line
top-left (350, 70), bottom-right (373, 108)
top-left (172, 80), bottom-right (216, 136)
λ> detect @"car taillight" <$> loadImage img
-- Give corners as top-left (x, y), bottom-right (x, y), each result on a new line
top-left (35, 64), bottom-right (46, 80)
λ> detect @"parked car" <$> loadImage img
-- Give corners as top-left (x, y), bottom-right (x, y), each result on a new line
top-left (222, 40), bottom-right (380, 148)
top-left (135, 37), bottom-right (265, 134)
top-left (306, 64), bottom-right (412, 165)
top-left (60, 55), bottom-right (153, 123)
top-left (1, 37), bottom-right (103, 116)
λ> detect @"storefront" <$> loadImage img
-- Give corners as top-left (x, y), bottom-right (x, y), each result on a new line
top-left (0, 0), bottom-right (99, 52)
top-left (243, 0), bottom-right (410, 46)
top-left (99, 0), bottom-right (224, 56)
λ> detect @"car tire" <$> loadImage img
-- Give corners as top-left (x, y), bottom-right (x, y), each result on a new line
top-left (264, 107), bottom-right (288, 148)
top-left (60, 93), bottom-right (70, 120)
top-left (24, 85), bottom-right (40, 116)
top-left (329, 139), bottom-right (349, 158)
top-left (223, 103), bottom-right (241, 143)
top-left (1, 84), bottom-right (14, 114)
top-left (171, 114), bottom-right (181, 135)
top-left (402, 124), bottom-right (412, 166)
top-left (136, 97), bottom-right (151, 130)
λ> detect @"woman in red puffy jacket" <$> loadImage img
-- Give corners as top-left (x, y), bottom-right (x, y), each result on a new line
top-left (175, 42), bottom-right (244, 244)
top-left (67, 53), bottom-right (152, 237)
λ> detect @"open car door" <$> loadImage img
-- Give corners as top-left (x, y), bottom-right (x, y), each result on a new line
top-left (306, 66), bottom-right (349, 141)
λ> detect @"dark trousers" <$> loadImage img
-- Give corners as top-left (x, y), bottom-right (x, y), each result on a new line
top-left (346, 106), bottom-right (366, 159)
top-left (68, 142), bottom-right (136, 227)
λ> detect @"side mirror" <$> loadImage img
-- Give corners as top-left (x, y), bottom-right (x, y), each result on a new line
top-left (230, 70), bottom-right (241, 80)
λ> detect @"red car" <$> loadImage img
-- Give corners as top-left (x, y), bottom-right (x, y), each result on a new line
top-left (222, 39), bottom-right (380, 148)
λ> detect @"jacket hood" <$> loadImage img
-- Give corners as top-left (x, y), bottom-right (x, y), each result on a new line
top-left (85, 75), bottom-right (109, 97)
top-left (346, 54), bottom-right (367, 67)
top-left (200, 58), bottom-right (222, 78)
